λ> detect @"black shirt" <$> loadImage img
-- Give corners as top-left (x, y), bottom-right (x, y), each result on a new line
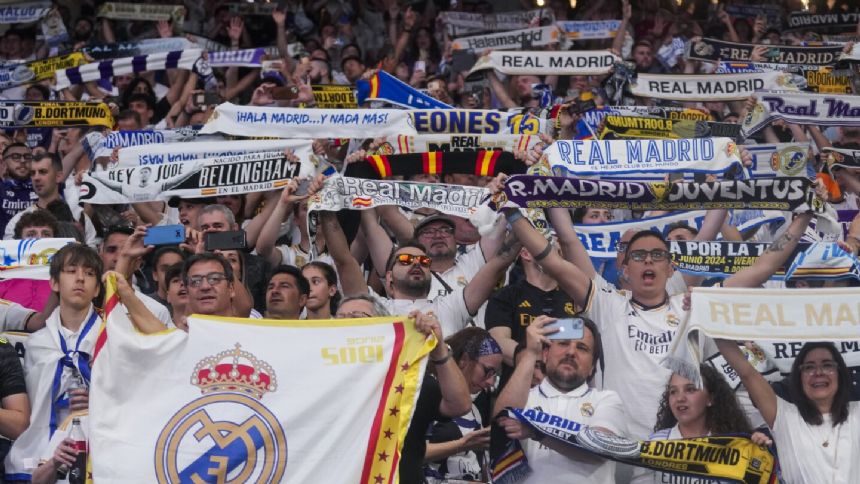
top-left (400, 375), bottom-right (443, 484)
top-left (485, 280), bottom-right (577, 344)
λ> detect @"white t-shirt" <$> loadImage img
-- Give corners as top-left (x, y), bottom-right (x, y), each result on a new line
top-left (275, 244), bottom-right (335, 269)
top-left (646, 426), bottom-right (725, 484)
top-left (427, 244), bottom-right (484, 299)
top-left (378, 288), bottom-right (472, 338)
top-left (772, 398), bottom-right (860, 484)
top-left (521, 380), bottom-right (625, 484)
top-left (582, 277), bottom-right (685, 440)
top-left (0, 298), bottom-right (33, 331)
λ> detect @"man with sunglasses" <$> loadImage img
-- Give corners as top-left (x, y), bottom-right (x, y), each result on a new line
top-left (504, 205), bottom-right (813, 445)
top-left (0, 143), bottom-right (36, 237)
top-left (320, 209), bottom-right (520, 338)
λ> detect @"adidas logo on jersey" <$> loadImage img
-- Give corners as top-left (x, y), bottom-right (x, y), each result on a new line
top-left (519, 301), bottom-right (532, 308)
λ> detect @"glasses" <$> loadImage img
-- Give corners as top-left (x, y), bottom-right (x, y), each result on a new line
top-left (628, 249), bottom-right (669, 262)
top-left (5, 153), bottom-right (33, 162)
top-left (799, 362), bottom-right (838, 375)
top-left (187, 273), bottom-right (228, 288)
top-left (396, 253), bottom-right (432, 268)
top-left (418, 226), bottom-right (454, 238)
top-left (616, 241), bottom-right (629, 253)
top-left (479, 362), bottom-right (499, 379)
top-left (336, 311), bottom-right (373, 319)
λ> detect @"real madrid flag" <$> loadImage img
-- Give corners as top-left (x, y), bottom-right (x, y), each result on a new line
top-left (90, 301), bottom-right (434, 482)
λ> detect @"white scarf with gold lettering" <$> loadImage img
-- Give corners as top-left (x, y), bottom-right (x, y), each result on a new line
top-left (666, 286), bottom-right (860, 386)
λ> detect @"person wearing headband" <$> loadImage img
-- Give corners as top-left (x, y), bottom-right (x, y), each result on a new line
top-left (423, 328), bottom-right (502, 483)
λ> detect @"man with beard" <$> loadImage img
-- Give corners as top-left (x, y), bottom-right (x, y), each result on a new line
top-left (0, 143), bottom-right (35, 236)
top-left (495, 316), bottom-right (625, 483)
top-left (321, 204), bottom-right (519, 337)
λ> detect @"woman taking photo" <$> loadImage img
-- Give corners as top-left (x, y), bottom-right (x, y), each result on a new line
top-left (423, 328), bottom-right (502, 483)
top-left (716, 340), bottom-right (859, 483)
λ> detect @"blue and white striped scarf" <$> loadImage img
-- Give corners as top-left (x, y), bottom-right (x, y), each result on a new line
top-left (54, 49), bottom-right (202, 90)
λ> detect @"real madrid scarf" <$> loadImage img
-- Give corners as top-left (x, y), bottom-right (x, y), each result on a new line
top-left (356, 70), bottom-right (452, 109)
top-left (80, 151), bottom-right (311, 205)
top-left (0, 1), bottom-right (51, 24)
top-left (544, 138), bottom-right (742, 178)
top-left (207, 48), bottom-right (266, 68)
top-left (80, 37), bottom-right (195, 61)
top-left (556, 20), bottom-right (621, 40)
top-left (838, 43), bottom-right (860, 64)
top-left (744, 143), bottom-right (812, 179)
top-left (575, 211), bottom-right (786, 259)
top-left (599, 115), bottom-right (741, 141)
top-left (353, 150), bottom-right (524, 179)
top-left (687, 38), bottom-right (844, 66)
top-left (200, 102), bottom-right (415, 138)
top-left (0, 238), bottom-right (75, 280)
top-left (377, 133), bottom-right (539, 155)
top-left (0, 52), bottom-right (85, 89)
top-left (115, 138), bottom-right (312, 168)
top-left (630, 72), bottom-right (804, 101)
top-left (308, 176), bottom-right (489, 219)
top-left (82, 126), bottom-right (210, 160)
top-left (741, 91), bottom-right (860, 137)
top-left (452, 26), bottom-right (561, 52)
top-left (669, 286), bottom-right (860, 389)
top-left (468, 50), bottom-right (618, 76)
top-left (96, 2), bottom-right (185, 22)
top-left (312, 85), bottom-right (357, 108)
top-left (497, 175), bottom-right (817, 212)
top-left (504, 407), bottom-right (775, 484)
top-left (54, 49), bottom-right (202, 90)
top-left (786, 11), bottom-right (860, 32)
top-left (0, 101), bottom-right (112, 128)
top-left (715, 63), bottom-right (853, 94)
top-left (438, 9), bottom-right (554, 37)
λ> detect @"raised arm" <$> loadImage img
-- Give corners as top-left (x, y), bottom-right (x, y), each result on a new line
top-left (462, 233), bottom-right (519, 315)
top-left (715, 338), bottom-right (776, 427)
top-left (360, 208), bottom-right (395, 279)
top-left (254, 183), bottom-right (299, 267)
top-left (320, 211), bottom-right (369, 296)
top-left (505, 208), bottom-right (592, 305)
top-left (546, 207), bottom-right (596, 278)
top-left (108, 271), bottom-right (168, 334)
top-left (724, 212), bottom-right (812, 288)
top-left (414, 311), bottom-right (471, 418)
top-left (494, 316), bottom-right (554, 413)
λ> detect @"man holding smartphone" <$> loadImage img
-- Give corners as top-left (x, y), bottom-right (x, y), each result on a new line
top-left (494, 316), bottom-right (625, 483)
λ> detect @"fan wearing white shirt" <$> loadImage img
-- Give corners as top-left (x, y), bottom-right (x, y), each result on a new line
top-left (717, 340), bottom-right (860, 484)
top-left (495, 316), bottom-right (626, 484)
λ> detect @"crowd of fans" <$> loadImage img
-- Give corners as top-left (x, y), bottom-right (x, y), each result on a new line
top-left (0, 0), bottom-right (859, 482)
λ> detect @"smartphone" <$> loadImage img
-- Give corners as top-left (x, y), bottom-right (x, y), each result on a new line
top-left (271, 86), bottom-right (299, 100)
top-left (193, 92), bottom-right (221, 106)
top-left (295, 177), bottom-right (312, 196)
top-left (668, 172), bottom-right (684, 183)
top-left (144, 225), bottom-right (185, 246)
top-left (205, 230), bottom-right (247, 251)
top-left (547, 318), bottom-right (585, 340)
top-left (414, 60), bottom-right (426, 72)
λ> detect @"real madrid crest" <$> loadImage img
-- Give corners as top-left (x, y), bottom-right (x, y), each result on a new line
top-left (666, 312), bottom-right (680, 328)
top-left (580, 402), bottom-right (594, 417)
top-left (154, 343), bottom-right (287, 483)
